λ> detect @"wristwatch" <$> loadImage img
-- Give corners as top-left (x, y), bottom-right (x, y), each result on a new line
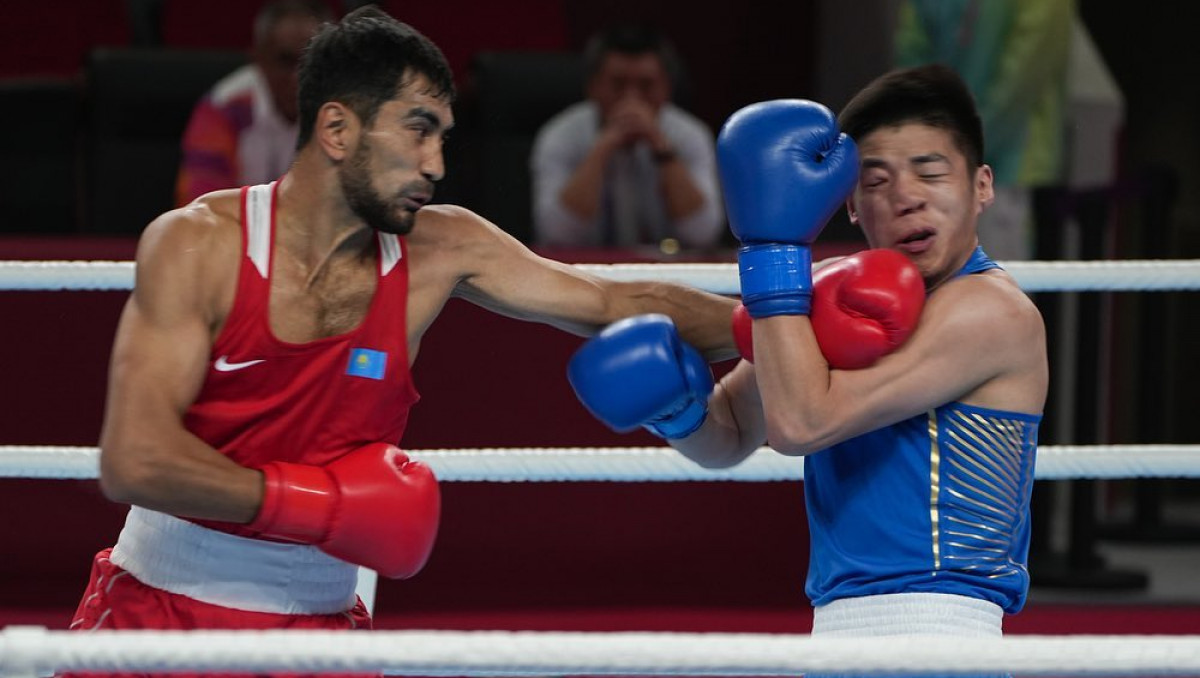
top-left (651, 146), bottom-right (678, 164)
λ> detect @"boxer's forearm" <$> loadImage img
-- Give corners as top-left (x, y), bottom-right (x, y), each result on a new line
top-left (99, 428), bottom-right (262, 523)
top-left (672, 362), bottom-right (764, 468)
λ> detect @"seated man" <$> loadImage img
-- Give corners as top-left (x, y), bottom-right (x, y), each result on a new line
top-left (530, 24), bottom-right (723, 251)
top-left (175, 0), bottom-right (331, 205)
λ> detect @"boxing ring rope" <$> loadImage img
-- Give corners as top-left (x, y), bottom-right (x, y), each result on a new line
top-left (2, 258), bottom-right (1200, 292)
top-left (6, 256), bottom-right (1196, 484)
top-left (4, 444), bottom-right (1200, 481)
top-left (5, 626), bottom-right (1200, 677)
top-left (4, 259), bottom-right (1199, 677)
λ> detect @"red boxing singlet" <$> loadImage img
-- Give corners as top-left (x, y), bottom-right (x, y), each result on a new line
top-left (184, 180), bottom-right (420, 536)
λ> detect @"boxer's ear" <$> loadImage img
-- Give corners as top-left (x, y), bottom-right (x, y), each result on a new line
top-left (974, 164), bottom-right (995, 216)
top-left (315, 102), bottom-right (358, 162)
top-left (845, 195), bottom-right (860, 225)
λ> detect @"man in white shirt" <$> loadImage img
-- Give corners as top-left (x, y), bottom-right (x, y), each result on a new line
top-left (530, 25), bottom-right (723, 250)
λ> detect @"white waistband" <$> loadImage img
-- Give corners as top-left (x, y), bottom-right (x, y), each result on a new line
top-left (110, 506), bottom-right (358, 615)
top-left (812, 593), bottom-right (1003, 637)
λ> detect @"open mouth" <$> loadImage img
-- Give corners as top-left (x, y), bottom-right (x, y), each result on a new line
top-left (897, 229), bottom-right (935, 252)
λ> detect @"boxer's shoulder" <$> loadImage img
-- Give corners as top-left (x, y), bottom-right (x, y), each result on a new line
top-left (932, 268), bottom-right (1037, 323)
top-left (410, 204), bottom-right (497, 243)
top-left (146, 189), bottom-right (242, 254)
top-left (924, 270), bottom-right (1045, 370)
top-left (134, 191), bottom-right (242, 304)
top-left (408, 203), bottom-right (527, 267)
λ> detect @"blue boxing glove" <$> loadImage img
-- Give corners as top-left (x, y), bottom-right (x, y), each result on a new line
top-left (718, 99), bottom-right (859, 318)
top-left (568, 314), bottom-right (714, 440)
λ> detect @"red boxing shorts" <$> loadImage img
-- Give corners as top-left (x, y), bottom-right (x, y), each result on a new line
top-left (62, 548), bottom-right (376, 678)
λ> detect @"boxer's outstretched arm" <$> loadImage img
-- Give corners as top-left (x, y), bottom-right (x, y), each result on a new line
top-left (445, 206), bottom-right (738, 360)
top-left (98, 208), bottom-right (261, 522)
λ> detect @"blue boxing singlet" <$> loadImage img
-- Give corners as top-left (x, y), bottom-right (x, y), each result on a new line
top-left (803, 247), bottom-right (1041, 614)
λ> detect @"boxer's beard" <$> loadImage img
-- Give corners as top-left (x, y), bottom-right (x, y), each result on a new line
top-left (338, 138), bottom-right (429, 235)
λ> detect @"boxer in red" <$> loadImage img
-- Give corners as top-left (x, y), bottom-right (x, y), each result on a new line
top-left (64, 7), bottom-right (736, 677)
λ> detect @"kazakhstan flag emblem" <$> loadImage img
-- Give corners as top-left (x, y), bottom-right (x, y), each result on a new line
top-left (346, 348), bottom-right (387, 380)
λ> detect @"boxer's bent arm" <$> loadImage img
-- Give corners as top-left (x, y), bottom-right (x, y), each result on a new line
top-left (99, 212), bottom-right (261, 522)
top-left (450, 209), bottom-right (737, 359)
top-left (671, 360), bottom-right (766, 469)
top-left (754, 274), bottom-right (1046, 455)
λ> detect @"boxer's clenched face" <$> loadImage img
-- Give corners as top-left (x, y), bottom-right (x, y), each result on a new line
top-left (845, 122), bottom-right (994, 288)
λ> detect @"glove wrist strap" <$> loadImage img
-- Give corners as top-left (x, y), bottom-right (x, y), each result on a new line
top-left (645, 398), bottom-right (708, 439)
top-left (248, 462), bottom-right (335, 543)
top-left (738, 244), bottom-right (812, 317)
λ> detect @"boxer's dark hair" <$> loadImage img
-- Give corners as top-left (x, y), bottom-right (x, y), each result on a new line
top-left (838, 64), bottom-right (984, 169)
top-left (296, 5), bottom-right (455, 148)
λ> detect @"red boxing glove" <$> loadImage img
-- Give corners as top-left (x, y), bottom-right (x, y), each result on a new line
top-left (247, 442), bottom-right (440, 579)
top-left (732, 302), bottom-right (755, 362)
top-left (732, 249), bottom-right (925, 369)
top-left (811, 249), bottom-right (925, 369)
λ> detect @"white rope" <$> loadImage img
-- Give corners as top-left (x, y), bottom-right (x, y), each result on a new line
top-left (4, 444), bottom-right (1199, 481)
top-left (3, 259), bottom-right (1200, 293)
top-left (578, 259), bottom-right (1200, 293)
top-left (0, 261), bottom-right (135, 291)
top-left (3, 626), bottom-right (1200, 676)
top-left (1001, 259), bottom-right (1200, 292)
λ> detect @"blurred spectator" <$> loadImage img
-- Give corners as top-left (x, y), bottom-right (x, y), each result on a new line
top-left (530, 24), bottom-right (722, 252)
top-left (894, 0), bottom-right (1074, 260)
top-left (175, 0), bottom-right (332, 205)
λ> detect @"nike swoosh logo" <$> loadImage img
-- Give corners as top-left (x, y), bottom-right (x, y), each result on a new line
top-left (214, 355), bottom-right (265, 372)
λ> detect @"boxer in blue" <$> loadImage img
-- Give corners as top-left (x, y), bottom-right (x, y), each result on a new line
top-left (569, 63), bottom-right (1048, 646)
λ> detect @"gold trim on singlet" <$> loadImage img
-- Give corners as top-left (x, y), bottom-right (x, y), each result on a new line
top-left (928, 409), bottom-right (941, 573)
top-left (939, 407), bottom-right (1033, 579)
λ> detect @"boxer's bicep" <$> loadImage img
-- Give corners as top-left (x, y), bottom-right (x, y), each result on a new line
top-left (99, 216), bottom-right (220, 501)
